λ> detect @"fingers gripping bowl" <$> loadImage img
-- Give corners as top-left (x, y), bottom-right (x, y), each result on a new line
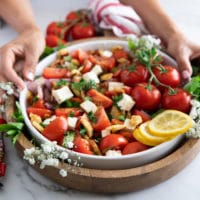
top-left (20, 38), bottom-right (188, 170)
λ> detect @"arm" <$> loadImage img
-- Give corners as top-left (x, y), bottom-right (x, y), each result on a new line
top-left (0, 0), bottom-right (45, 89)
top-left (120, 0), bottom-right (200, 80)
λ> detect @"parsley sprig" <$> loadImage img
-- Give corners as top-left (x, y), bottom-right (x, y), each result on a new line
top-left (0, 102), bottom-right (24, 144)
top-left (71, 79), bottom-right (97, 92)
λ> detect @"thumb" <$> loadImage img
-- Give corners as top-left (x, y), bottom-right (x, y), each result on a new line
top-left (23, 50), bottom-right (40, 81)
top-left (176, 55), bottom-right (193, 82)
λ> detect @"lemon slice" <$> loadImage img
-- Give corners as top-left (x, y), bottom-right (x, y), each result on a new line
top-left (148, 110), bottom-right (193, 137)
top-left (133, 122), bottom-right (171, 146)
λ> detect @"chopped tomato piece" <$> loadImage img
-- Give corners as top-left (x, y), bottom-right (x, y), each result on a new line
top-left (71, 49), bottom-right (88, 64)
top-left (119, 131), bottom-right (136, 142)
top-left (113, 49), bottom-right (128, 60)
top-left (55, 108), bottom-right (82, 117)
top-left (132, 109), bottom-right (151, 122)
top-left (42, 116), bottom-right (68, 142)
top-left (32, 99), bottom-right (46, 109)
top-left (42, 68), bottom-right (69, 79)
top-left (88, 55), bottom-right (116, 71)
top-left (122, 141), bottom-right (149, 155)
top-left (82, 60), bottom-right (92, 73)
top-left (92, 107), bottom-right (111, 132)
top-left (27, 107), bottom-right (53, 118)
top-left (100, 134), bottom-right (128, 153)
top-left (87, 89), bottom-right (113, 108)
top-left (111, 119), bottom-right (124, 125)
top-left (73, 136), bottom-right (94, 155)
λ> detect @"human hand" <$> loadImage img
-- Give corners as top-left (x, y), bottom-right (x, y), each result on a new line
top-left (166, 32), bottom-right (200, 82)
top-left (0, 27), bottom-right (45, 90)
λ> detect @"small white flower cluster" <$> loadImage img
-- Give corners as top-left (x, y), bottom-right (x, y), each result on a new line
top-left (186, 100), bottom-right (200, 138)
top-left (23, 141), bottom-right (77, 177)
top-left (0, 82), bottom-right (15, 112)
top-left (127, 34), bottom-right (161, 50)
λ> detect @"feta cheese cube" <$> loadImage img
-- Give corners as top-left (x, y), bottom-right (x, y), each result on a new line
top-left (108, 82), bottom-right (124, 91)
top-left (105, 150), bottom-right (122, 157)
top-left (68, 117), bottom-right (78, 129)
top-left (101, 129), bottom-right (111, 138)
top-left (91, 64), bottom-right (103, 75)
top-left (100, 50), bottom-right (113, 57)
top-left (82, 71), bottom-right (100, 83)
top-left (52, 86), bottom-right (74, 104)
top-left (43, 115), bottom-right (56, 126)
top-left (117, 93), bottom-right (135, 111)
top-left (80, 100), bottom-right (97, 113)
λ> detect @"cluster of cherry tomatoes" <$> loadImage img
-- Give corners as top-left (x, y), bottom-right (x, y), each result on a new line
top-left (45, 9), bottom-right (97, 48)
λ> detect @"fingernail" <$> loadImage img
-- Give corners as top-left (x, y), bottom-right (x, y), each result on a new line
top-left (26, 72), bottom-right (34, 81)
top-left (182, 70), bottom-right (190, 80)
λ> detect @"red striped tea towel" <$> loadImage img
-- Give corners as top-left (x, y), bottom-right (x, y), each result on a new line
top-left (89, 0), bottom-right (148, 38)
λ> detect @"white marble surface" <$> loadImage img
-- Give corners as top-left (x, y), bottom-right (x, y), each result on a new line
top-left (1, 0), bottom-right (200, 199)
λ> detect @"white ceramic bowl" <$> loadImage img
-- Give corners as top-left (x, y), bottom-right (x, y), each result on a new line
top-left (20, 38), bottom-right (184, 170)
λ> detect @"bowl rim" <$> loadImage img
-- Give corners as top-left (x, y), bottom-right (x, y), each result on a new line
top-left (19, 38), bottom-right (181, 161)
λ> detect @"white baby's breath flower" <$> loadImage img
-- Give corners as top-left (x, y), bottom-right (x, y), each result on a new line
top-left (59, 169), bottom-right (67, 177)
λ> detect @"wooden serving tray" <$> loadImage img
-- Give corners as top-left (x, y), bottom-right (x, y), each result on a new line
top-left (15, 133), bottom-right (200, 193)
top-left (3, 38), bottom-right (200, 193)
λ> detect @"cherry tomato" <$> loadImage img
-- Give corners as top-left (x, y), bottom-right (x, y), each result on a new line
top-left (71, 22), bottom-right (96, 40)
top-left (131, 83), bottom-right (161, 111)
top-left (42, 117), bottom-right (68, 142)
top-left (27, 108), bottom-right (53, 119)
top-left (87, 89), bottom-right (113, 109)
top-left (161, 88), bottom-right (191, 113)
top-left (73, 136), bottom-right (94, 155)
top-left (46, 22), bottom-right (63, 37)
top-left (122, 141), bottom-right (149, 155)
top-left (120, 65), bottom-right (149, 87)
top-left (45, 34), bottom-right (65, 48)
top-left (92, 107), bottom-right (111, 132)
top-left (42, 68), bottom-right (69, 79)
top-left (81, 60), bottom-right (92, 73)
top-left (55, 108), bottom-right (82, 117)
top-left (66, 11), bottom-right (80, 21)
top-left (132, 109), bottom-right (151, 122)
top-left (100, 134), bottom-right (128, 153)
top-left (153, 65), bottom-right (181, 88)
top-left (0, 118), bottom-right (6, 124)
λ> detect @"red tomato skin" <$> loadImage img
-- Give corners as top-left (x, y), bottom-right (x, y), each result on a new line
top-left (42, 68), bottom-right (69, 79)
top-left (119, 131), bottom-right (136, 142)
top-left (42, 117), bottom-right (68, 142)
top-left (32, 99), bottom-right (46, 109)
top-left (71, 49), bottom-right (88, 64)
top-left (153, 66), bottom-right (181, 88)
top-left (88, 55), bottom-right (116, 71)
top-left (100, 134), bottom-right (128, 153)
top-left (45, 35), bottom-right (65, 48)
top-left (87, 89), bottom-right (113, 108)
top-left (27, 108), bottom-right (53, 119)
top-left (46, 22), bottom-right (62, 37)
top-left (122, 141), bottom-right (149, 155)
top-left (132, 109), bottom-right (151, 122)
top-left (113, 49), bottom-right (128, 60)
top-left (73, 136), bottom-right (94, 155)
top-left (66, 11), bottom-right (80, 21)
top-left (92, 107), bottom-right (111, 132)
top-left (131, 83), bottom-right (161, 111)
top-left (71, 23), bottom-right (96, 40)
top-left (120, 65), bottom-right (149, 87)
top-left (55, 108), bottom-right (82, 117)
top-left (161, 88), bottom-right (191, 113)
top-left (0, 118), bottom-right (6, 124)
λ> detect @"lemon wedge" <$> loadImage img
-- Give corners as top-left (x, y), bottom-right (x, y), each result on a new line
top-left (133, 122), bottom-right (171, 146)
top-left (148, 110), bottom-right (193, 137)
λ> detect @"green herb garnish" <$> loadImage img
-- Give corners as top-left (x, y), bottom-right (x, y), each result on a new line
top-left (88, 111), bottom-right (97, 123)
top-left (71, 79), bottom-right (97, 92)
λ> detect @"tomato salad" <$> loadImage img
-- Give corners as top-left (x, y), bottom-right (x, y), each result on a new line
top-left (26, 40), bottom-right (192, 156)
